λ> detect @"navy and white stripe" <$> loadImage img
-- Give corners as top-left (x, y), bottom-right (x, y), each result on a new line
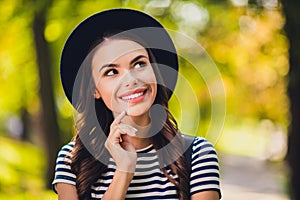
top-left (190, 137), bottom-right (220, 196)
top-left (52, 137), bottom-right (221, 199)
top-left (52, 142), bottom-right (76, 189)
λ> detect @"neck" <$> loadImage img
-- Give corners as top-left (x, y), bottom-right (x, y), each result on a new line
top-left (130, 136), bottom-right (152, 150)
top-left (123, 114), bottom-right (153, 150)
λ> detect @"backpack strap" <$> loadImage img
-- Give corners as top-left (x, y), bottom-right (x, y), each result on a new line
top-left (182, 134), bottom-right (195, 172)
top-left (182, 134), bottom-right (195, 198)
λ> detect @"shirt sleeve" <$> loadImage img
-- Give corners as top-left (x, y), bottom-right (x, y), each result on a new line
top-left (190, 137), bottom-right (221, 198)
top-left (52, 141), bottom-right (76, 193)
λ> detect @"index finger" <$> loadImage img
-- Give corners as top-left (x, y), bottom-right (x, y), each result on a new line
top-left (114, 111), bottom-right (126, 124)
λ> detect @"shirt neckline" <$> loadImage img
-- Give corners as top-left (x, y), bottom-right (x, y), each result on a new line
top-left (136, 144), bottom-right (154, 153)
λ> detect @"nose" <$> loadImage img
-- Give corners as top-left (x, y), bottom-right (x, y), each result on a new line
top-left (123, 71), bottom-right (138, 88)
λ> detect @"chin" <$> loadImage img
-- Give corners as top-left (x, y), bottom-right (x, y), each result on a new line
top-left (126, 104), bottom-right (151, 118)
top-left (126, 108), bottom-right (148, 117)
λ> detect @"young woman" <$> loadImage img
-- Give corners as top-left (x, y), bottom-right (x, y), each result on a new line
top-left (52, 9), bottom-right (221, 200)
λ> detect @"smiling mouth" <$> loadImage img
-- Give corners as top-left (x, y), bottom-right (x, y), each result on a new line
top-left (120, 88), bottom-right (148, 103)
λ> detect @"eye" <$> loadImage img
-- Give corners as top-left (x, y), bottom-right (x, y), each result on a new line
top-left (104, 68), bottom-right (118, 76)
top-left (134, 61), bottom-right (147, 69)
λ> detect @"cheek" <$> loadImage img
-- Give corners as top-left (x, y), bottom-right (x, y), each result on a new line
top-left (140, 68), bottom-right (157, 85)
top-left (143, 70), bottom-right (157, 98)
top-left (148, 72), bottom-right (157, 96)
top-left (143, 72), bottom-right (157, 101)
top-left (97, 85), bottom-right (114, 108)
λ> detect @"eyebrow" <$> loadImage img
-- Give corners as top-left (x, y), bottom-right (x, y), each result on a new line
top-left (130, 55), bottom-right (148, 65)
top-left (99, 63), bottom-right (118, 72)
top-left (99, 54), bottom-right (148, 72)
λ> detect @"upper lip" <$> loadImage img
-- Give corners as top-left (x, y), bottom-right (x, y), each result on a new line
top-left (119, 87), bottom-right (148, 99)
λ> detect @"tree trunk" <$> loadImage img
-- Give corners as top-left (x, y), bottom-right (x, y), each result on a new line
top-left (282, 1), bottom-right (300, 199)
top-left (32, 2), bottom-right (61, 189)
top-left (20, 107), bottom-right (30, 141)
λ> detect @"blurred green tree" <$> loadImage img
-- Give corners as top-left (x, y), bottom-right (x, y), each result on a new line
top-left (0, 0), bottom-right (291, 195)
top-left (31, 0), bottom-right (61, 188)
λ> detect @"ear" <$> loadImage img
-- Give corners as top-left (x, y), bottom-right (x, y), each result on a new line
top-left (94, 89), bottom-right (101, 99)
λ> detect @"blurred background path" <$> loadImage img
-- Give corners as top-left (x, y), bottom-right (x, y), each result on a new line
top-left (219, 154), bottom-right (289, 200)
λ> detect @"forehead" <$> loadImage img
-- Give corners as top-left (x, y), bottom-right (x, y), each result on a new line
top-left (92, 39), bottom-right (148, 65)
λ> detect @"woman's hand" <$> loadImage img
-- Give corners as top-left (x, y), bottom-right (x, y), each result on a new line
top-left (105, 111), bottom-right (137, 173)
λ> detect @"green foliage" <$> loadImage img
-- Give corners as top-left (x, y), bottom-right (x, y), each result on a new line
top-left (0, 136), bottom-right (56, 199)
top-left (0, 0), bottom-right (290, 195)
top-left (0, 0), bottom-right (289, 134)
top-left (0, 1), bottom-right (39, 118)
top-left (199, 4), bottom-right (289, 126)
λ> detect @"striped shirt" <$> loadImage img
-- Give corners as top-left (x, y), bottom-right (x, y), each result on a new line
top-left (52, 137), bottom-right (221, 199)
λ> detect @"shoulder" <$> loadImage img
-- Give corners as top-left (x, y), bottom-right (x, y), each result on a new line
top-left (56, 141), bottom-right (75, 160)
top-left (191, 136), bottom-right (217, 158)
top-left (52, 141), bottom-right (76, 191)
top-left (190, 137), bottom-right (221, 198)
top-left (55, 140), bottom-right (76, 167)
top-left (59, 141), bottom-right (75, 153)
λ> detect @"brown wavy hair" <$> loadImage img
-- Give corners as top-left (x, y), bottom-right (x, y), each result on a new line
top-left (70, 31), bottom-right (190, 200)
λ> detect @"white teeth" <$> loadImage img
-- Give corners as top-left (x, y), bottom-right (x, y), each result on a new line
top-left (122, 92), bottom-right (144, 100)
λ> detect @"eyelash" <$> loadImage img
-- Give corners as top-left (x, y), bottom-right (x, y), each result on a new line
top-left (104, 68), bottom-right (118, 76)
top-left (103, 61), bottom-right (148, 77)
top-left (134, 61), bottom-right (147, 68)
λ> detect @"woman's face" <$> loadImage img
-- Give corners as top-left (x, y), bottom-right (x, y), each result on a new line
top-left (92, 39), bottom-right (157, 119)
